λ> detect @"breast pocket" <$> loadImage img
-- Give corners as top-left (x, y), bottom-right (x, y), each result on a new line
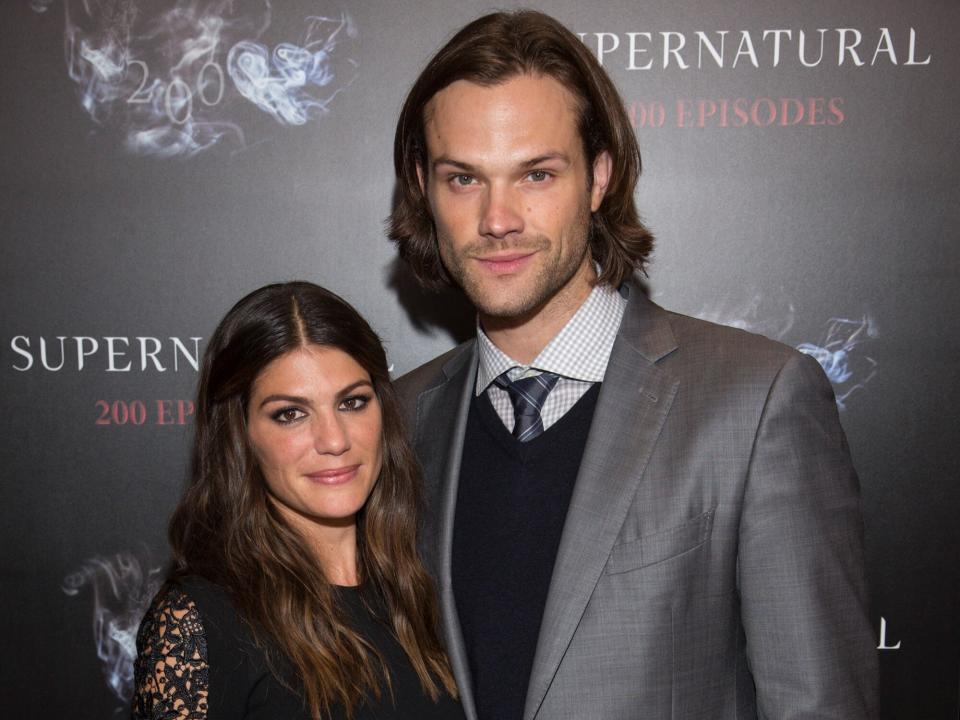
top-left (603, 508), bottom-right (715, 576)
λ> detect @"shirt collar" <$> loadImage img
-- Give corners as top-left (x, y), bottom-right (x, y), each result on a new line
top-left (475, 281), bottom-right (627, 395)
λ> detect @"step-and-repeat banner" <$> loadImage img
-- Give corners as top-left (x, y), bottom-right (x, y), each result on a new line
top-left (1, 1), bottom-right (957, 717)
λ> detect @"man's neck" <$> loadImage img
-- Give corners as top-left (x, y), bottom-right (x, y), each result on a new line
top-left (480, 261), bottom-right (596, 365)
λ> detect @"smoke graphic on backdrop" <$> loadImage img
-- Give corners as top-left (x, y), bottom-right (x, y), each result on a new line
top-left (63, 552), bottom-right (164, 703)
top-left (694, 293), bottom-right (797, 342)
top-left (32, 0), bottom-right (359, 157)
top-left (796, 315), bottom-right (878, 409)
top-left (694, 295), bottom-right (878, 409)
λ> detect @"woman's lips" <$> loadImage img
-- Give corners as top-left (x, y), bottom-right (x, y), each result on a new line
top-left (305, 465), bottom-right (359, 485)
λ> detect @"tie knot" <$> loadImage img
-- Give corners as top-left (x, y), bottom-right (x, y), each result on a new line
top-left (494, 371), bottom-right (560, 441)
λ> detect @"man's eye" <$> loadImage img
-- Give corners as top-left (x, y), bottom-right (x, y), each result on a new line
top-left (452, 174), bottom-right (474, 186)
top-left (528, 170), bottom-right (550, 182)
top-left (339, 395), bottom-right (371, 412)
top-left (272, 407), bottom-right (306, 424)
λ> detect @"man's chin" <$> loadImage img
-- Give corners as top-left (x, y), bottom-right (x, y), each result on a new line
top-left (472, 290), bottom-right (547, 323)
top-left (477, 302), bottom-right (532, 320)
top-left (454, 265), bottom-right (558, 322)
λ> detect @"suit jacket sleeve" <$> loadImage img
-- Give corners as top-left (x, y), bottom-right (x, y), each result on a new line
top-left (737, 351), bottom-right (879, 719)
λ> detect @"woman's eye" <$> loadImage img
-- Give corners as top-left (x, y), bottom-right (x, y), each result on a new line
top-left (272, 407), bottom-right (306, 424)
top-left (339, 395), bottom-right (370, 412)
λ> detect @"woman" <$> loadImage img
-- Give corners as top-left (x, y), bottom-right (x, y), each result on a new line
top-left (131, 281), bottom-right (463, 720)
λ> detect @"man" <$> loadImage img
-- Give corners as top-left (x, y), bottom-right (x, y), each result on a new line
top-left (390, 10), bottom-right (878, 720)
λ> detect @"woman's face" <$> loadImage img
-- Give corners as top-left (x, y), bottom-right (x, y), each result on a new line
top-left (246, 344), bottom-right (383, 540)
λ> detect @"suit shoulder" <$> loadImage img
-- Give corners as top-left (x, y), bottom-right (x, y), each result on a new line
top-left (394, 340), bottom-right (474, 406)
top-left (663, 310), bottom-right (813, 383)
top-left (653, 310), bottom-right (841, 430)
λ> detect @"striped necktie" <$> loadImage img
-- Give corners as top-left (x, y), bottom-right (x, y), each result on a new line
top-left (494, 371), bottom-right (561, 442)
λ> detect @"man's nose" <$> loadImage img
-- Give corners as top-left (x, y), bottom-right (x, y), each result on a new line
top-left (478, 183), bottom-right (524, 239)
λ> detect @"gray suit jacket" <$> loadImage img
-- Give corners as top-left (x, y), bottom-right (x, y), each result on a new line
top-left (396, 281), bottom-right (879, 720)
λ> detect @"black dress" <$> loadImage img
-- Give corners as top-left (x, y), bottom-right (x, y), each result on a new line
top-left (131, 576), bottom-right (465, 720)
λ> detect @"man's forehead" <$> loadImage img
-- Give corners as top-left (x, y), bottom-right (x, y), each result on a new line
top-left (425, 73), bottom-right (578, 115)
top-left (422, 74), bottom-right (582, 159)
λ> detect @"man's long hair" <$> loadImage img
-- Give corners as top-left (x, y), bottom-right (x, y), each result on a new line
top-left (167, 281), bottom-right (457, 719)
top-left (389, 9), bottom-right (654, 290)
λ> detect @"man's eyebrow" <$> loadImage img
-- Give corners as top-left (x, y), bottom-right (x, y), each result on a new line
top-left (520, 152), bottom-right (571, 169)
top-left (432, 153), bottom-right (572, 173)
top-left (432, 156), bottom-right (476, 173)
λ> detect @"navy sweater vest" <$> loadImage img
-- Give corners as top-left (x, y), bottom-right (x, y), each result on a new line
top-left (452, 384), bottom-right (601, 720)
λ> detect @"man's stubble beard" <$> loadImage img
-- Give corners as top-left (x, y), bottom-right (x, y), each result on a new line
top-left (438, 204), bottom-right (593, 321)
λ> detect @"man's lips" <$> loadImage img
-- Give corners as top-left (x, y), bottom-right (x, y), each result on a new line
top-left (473, 251), bottom-right (537, 273)
top-left (305, 465), bottom-right (359, 485)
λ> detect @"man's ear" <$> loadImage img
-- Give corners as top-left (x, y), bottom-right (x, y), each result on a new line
top-left (416, 163), bottom-right (426, 195)
top-left (590, 150), bottom-right (612, 212)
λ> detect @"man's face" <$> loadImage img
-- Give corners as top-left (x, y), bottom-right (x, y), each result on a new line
top-left (422, 73), bottom-right (610, 321)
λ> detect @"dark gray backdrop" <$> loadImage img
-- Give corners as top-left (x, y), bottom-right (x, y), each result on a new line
top-left (1, 1), bottom-right (957, 717)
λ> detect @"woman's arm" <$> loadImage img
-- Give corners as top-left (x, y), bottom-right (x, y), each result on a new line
top-left (131, 586), bottom-right (210, 719)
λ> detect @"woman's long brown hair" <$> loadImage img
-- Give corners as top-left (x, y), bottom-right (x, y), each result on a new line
top-left (167, 281), bottom-right (457, 718)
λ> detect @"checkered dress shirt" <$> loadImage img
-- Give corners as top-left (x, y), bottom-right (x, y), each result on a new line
top-left (475, 283), bottom-right (627, 433)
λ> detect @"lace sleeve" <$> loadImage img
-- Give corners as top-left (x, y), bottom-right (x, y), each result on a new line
top-left (131, 586), bottom-right (210, 720)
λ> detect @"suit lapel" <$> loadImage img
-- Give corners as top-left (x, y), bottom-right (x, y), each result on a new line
top-left (412, 342), bottom-right (479, 720)
top-left (523, 287), bottom-right (680, 720)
